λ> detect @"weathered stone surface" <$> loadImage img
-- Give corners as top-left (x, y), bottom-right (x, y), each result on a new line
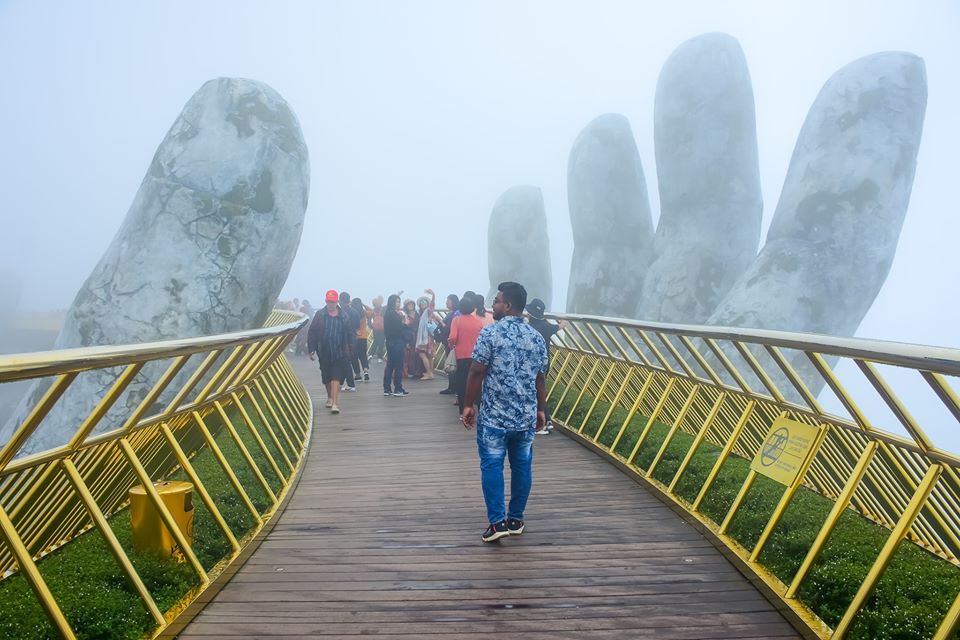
top-left (638, 33), bottom-right (762, 324)
top-left (487, 185), bottom-right (552, 307)
top-left (567, 114), bottom-right (654, 316)
top-left (707, 52), bottom-right (926, 398)
top-left (1, 78), bottom-right (310, 455)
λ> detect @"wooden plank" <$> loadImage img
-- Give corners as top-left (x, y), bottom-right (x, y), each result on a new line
top-left (178, 358), bottom-right (799, 639)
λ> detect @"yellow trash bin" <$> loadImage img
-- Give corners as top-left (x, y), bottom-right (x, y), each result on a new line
top-left (129, 480), bottom-right (194, 560)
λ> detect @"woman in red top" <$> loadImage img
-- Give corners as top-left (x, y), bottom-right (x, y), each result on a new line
top-left (448, 296), bottom-right (486, 416)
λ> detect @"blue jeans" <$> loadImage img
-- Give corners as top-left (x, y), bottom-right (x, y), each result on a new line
top-left (477, 425), bottom-right (534, 524)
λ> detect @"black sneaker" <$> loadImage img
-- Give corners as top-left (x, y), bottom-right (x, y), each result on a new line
top-left (384, 390), bottom-right (392, 396)
top-left (506, 518), bottom-right (525, 535)
top-left (392, 389), bottom-right (409, 397)
top-left (439, 389), bottom-right (454, 395)
top-left (364, 372), bottom-right (370, 381)
top-left (481, 521), bottom-right (510, 543)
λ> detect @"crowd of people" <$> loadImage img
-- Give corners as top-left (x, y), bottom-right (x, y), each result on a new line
top-left (281, 287), bottom-right (563, 433)
top-left (284, 282), bottom-right (565, 543)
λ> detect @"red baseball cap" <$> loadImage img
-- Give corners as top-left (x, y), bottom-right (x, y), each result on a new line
top-left (325, 290), bottom-right (338, 302)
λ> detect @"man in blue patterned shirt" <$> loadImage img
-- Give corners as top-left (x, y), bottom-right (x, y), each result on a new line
top-left (462, 282), bottom-right (548, 543)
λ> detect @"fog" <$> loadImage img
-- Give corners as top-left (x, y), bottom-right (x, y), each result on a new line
top-left (0, 0), bottom-right (957, 351)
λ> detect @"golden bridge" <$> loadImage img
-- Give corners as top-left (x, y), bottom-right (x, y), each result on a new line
top-left (2, 310), bottom-right (960, 639)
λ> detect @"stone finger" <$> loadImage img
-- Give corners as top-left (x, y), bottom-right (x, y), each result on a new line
top-left (638, 32), bottom-right (762, 324)
top-left (487, 185), bottom-right (552, 307)
top-left (567, 113), bottom-right (654, 316)
top-left (707, 52), bottom-right (926, 399)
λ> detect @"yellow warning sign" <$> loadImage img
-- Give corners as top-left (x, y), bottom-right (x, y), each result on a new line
top-left (751, 417), bottom-right (822, 486)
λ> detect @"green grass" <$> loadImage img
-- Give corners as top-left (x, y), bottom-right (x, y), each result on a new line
top-left (549, 382), bottom-right (960, 640)
top-left (0, 398), bottom-right (299, 640)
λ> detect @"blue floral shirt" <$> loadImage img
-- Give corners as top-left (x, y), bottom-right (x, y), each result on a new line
top-left (471, 315), bottom-right (548, 432)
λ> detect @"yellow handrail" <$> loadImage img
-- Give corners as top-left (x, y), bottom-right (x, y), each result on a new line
top-left (0, 310), bottom-right (312, 639)
top-left (544, 312), bottom-right (960, 639)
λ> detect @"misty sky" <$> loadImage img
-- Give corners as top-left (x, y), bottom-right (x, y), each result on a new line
top-left (1, 0), bottom-right (958, 352)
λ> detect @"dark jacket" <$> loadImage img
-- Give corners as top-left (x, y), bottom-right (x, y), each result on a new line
top-left (384, 309), bottom-right (405, 342)
top-left (307, 309), bottom-right (354, 361)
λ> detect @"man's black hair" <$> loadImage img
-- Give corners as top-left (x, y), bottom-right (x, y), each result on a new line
top-left (447, 293), bottom-right (460, 307)
top-left (497, 281), bottom-right (527, 313)
top-left (458, 296), bottom-right (476, 315)
top-left (339, 291), bottom-right (351, 302)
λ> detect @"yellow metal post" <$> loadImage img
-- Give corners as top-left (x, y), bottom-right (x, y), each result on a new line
top-left (719, 469), bottom-right (758, 535)
top-left (0, 504), bottom-right (77, 639)
top-left (60, 459), bottom-right (165, 625)
top-left (230, 392), bottom-right (287, 486)
top-left (0, 373), bottom-right (77, 472)
top-left (609, 372), bottom-right (654, 454)
top-left (553, 356), bottom-right (587, 420)
top-left (214, 401), bottom-right (277, 505)
top-left (242, 387), bottom-right (296, 471)
top-left (563, 359), bottom-right (601, 424)
top-left (668, 393), bottom-right (725, 494)
top-left (593, 369), bottom-right (635, 443)
top-left (749, 425), bottom-right (830, 561)
top-left (692, 402), bottom-right (756, 511)
top-left (786, 442), bottom-right (877, 598)
top-left (646, 386), bottom-right (700, 478)
top-left (832, 463), bottom-right (942, 638)
top-left (191, 411), bottom-right (263, 523)
top-left (118, 438), bottom-right (208, 583)
top-left (160, 424), bottom-right (240, 553)
top-left (545, 351), bottom-right (573, 401)
top-left (626, 379), bottom-right (677, 465)
top-left (578, 363), bottom-right (617, 434)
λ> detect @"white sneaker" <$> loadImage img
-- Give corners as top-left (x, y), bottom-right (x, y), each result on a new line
top-left (325, 398), bottom-right (333, 408)
top-left (343, 386), bottom-right (356, 392)
top-left (331, 404), bottom-right (340, 414)
top-left (535, 427), bottom-right (550, 435)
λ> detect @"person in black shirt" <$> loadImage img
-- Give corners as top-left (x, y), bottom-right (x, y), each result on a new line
top-left (382, 294), bottom-right (409, 396)
top-left (308, 289), bottom-right (355, 414)
top-left (526, 298), bottom-right (565, 434)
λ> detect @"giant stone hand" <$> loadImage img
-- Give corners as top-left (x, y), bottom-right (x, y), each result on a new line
top-left (492, 33), bottom-right (926, 400)
top-left (0, 78), bottom-right (310, 455)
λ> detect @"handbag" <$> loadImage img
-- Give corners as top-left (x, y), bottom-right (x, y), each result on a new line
top-left (443, 348), bottom-right (458, 374)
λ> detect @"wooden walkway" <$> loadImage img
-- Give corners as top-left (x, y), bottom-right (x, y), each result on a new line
top-left (178, 358), bottom-right (801, 639)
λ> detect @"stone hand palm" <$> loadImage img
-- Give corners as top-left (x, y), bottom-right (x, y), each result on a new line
top-left (489, 33), bottom-right (926, 352)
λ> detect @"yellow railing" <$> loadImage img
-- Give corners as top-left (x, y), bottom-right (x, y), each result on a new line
top-left (544, 312), bottom-right (960, 640)
top-left (0, 310), bottom-right (312, 639)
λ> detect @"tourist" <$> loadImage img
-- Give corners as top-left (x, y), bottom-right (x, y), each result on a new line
top-left (351, 297), bottom-right (373, 382)
top-left (447, 295), bottom-right (484, 417)
top-left (438, 294), bottom-right (460, 395)
top-left (402, 298), bottom-right (421, 378)
top-left (475, 294), bottom-right (495, 327)
top-left (382, 294), bottom-right (408, 396)
top-left (526, 298), bottom-right (565, 434)
top-left (415, 290), bottom-right (439, 380)
top-left (307, 290), bottom-right (355, 415)
top-left (339, 291), bottom-right (360, 391)
top-left (462, 282), bottom-right (547, 543)
top-left (370, 296), bottom-right (386, 362)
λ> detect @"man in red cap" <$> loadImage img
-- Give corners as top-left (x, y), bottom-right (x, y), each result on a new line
top-left (307, 289), bottom-right (355, 414)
